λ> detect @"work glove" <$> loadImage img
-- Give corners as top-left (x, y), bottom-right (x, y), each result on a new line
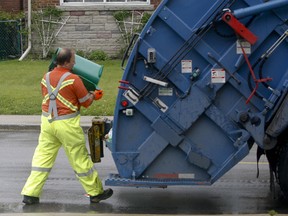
top-left (93, 89), bottom-right (103, 100)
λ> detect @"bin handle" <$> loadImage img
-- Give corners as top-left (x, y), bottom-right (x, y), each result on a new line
top-left (121, 33), bottom-right (140, 70)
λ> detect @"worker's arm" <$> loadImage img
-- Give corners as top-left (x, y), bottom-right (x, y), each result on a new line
top-left (74, 75), bottom-right (103, 108)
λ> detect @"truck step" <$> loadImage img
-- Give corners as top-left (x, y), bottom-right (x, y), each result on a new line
top-left (105, 174), bottom-right (211, 188)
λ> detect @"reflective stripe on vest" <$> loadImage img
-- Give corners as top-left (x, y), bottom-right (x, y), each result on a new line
top-left (78, 94), bottom-right (91, 103)
top-left (42, 78), bottom-right (90, 105)
top-left (45, 72), bottom-right (78, 122)
top-left (42, 110), bottom-right (80, 120)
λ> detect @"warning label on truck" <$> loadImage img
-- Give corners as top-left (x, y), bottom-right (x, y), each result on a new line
top-left (181, 60), bottom-right (192, 73)
top-left (236, 39), bottom-right (251, 54)
top-left (211, 68), bottom-right (226, 83)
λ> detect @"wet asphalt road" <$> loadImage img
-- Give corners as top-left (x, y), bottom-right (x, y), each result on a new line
top-left (0, 130), bottom-right (288, 215)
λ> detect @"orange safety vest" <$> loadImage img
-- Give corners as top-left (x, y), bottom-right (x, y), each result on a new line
top-left (41, 67), bottom-right (92, 122)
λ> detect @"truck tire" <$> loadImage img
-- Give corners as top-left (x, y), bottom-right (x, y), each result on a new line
top-left (278, 143), bottom-right (288, 198)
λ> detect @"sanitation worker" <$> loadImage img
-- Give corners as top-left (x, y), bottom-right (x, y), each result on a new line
top-left (21, 48), bottom-right (113, 205)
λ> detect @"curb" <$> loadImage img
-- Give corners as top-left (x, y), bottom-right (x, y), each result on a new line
top-left (0, 115), bottom-right (113, 132)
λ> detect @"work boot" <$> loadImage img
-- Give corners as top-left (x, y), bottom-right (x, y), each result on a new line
top-left (23, 195), bottom-right (39, 205)
top-left (90, 188), bottom-right (113, 203)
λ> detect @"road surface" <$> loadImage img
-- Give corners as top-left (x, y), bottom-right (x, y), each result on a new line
top-left (0, 130), bottom-right (287, 215)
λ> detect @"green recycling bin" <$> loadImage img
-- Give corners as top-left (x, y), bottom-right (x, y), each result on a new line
top-left (49, 48), bottom-right (103, 91)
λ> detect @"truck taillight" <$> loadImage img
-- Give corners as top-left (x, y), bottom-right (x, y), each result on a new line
top-left (121, 100), bottom-right (129, 107)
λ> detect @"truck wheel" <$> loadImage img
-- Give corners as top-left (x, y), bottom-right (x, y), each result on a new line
top-left (278, 143), bottom-right (288, 198)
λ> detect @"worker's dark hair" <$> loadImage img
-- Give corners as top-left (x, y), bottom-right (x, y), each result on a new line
top-left (56, 48), bottom-right (73, 66)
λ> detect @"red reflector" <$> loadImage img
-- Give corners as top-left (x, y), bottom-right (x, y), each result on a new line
top-left (121, 100), bottom-right (129, 107)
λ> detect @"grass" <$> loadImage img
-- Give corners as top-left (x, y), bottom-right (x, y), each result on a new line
top-left (0, 59), bottom-right (123, 116)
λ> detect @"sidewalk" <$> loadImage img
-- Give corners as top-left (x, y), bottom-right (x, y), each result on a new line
top-left (0, 115), bottom-right (112, 131)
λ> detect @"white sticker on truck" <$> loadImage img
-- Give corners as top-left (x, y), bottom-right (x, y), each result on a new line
top-left (181, 60), bottom-right (192, 73)
top-left (211, 68), bottom-right (226, 83)
top-left (179, 173), bottom-right (195, 179)
top-left (158, 87), bottom-right (173, 96)
top-left (236, 39), bottom-right (251, 54)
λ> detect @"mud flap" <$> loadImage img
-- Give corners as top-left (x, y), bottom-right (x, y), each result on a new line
top-left (257, 146), bottom-right (278, 198)
top-left (256, 146), bottom-right (265, 178)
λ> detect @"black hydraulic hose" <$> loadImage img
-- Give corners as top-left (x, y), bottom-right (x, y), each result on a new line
top-left (243, 15), bottom-right (271, 98)
top-left (132, 37), bottom-right (141, 75)
top-left (259, 57), bottom-right (270, 88)
top-left (247, 66), bottom-right (263, 100)
top-left (247, 56), bottom-right (266, 100)
top-left (247, 22), bottom-right (288, 97)
top-left (247, 56), bottom-right (271, 100)
top-left (121, 33), bottom-right (139, 70)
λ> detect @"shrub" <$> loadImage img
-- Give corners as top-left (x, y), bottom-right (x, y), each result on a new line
top-left (76, 50), bottom-right (88, 58)
top-left (88, 50), bottom-right (109, 61)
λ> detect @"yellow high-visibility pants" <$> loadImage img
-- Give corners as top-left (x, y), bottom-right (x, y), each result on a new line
top-left (21, 115), bottom-right (103, 198)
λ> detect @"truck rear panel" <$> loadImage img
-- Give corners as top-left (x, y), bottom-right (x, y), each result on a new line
top-left (105, 0), bottom-right (288, 187)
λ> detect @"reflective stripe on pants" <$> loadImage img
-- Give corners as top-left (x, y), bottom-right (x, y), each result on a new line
top-left (21, 115), bottom-right (103, 197)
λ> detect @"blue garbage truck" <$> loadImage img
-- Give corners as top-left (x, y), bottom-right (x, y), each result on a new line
top-left (88, 0), bottom-right (288, 198)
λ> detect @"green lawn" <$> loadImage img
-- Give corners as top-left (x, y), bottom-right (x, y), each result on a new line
top-left (0, 59), bottom-right (123, 116)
